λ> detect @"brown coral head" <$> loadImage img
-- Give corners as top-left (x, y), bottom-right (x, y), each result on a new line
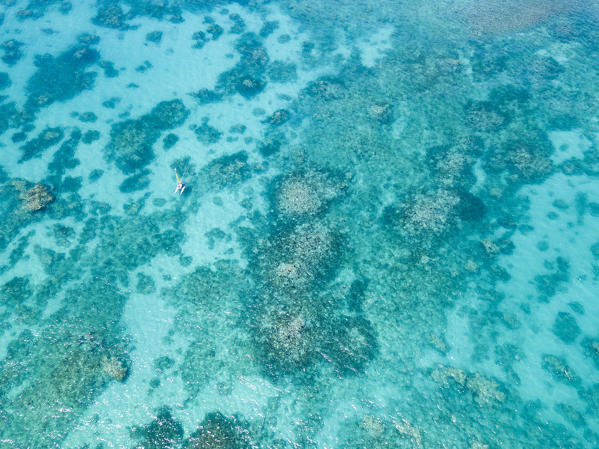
top-left (24, 183), bottom-right (55, 212)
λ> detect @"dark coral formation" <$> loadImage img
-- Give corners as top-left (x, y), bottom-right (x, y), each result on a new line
top-left (146, 30), bottom-right (163, 43)
top-left (93, 0), bottom-right (183, 29)
top-left (104, 99), bottom-right (189, 173)
top-left (264, 109), bottom-right (290, 126)
top-left (254, 303), bottom-right (320, 374)
top-left (216, 33), bottom-right (269, 99)
top-left (193, 118), bottom-right (222, 144)
top-left (0, 179), bottom-right (55, 251)
top-left (25, 42), bottom-right (100, 112)
top-left (0, 278), bottom-right (131, 448)
top-left (133, 407), bottom-right (184, 449)
top-left (183, 412), bottom-right (253, 449)
top-left (199, 151), bottom-right (252, 190)
top-left (0, 72), bottom-right (10, 90)
top-left (19, 127), bottom-right (64, 162)
top-left (1, 39), bottom-right (24, 66)
top-left (92, 3), bottom-right (130, 29)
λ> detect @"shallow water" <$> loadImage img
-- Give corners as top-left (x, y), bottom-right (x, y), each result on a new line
top-left (0, 0), bottom-right (598, 448)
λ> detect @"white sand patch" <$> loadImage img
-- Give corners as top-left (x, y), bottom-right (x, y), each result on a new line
top-left (356, 26), bottom-right (394, 68)
top-left (549, 129), bottom-right (591, 164)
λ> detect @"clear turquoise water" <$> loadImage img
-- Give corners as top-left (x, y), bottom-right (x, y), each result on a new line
top-left (0, 0), bottom-right (599, 448)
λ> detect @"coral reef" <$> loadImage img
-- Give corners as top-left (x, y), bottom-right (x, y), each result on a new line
top-left (454, 0), bottom-right (564, 35)
top-left (166, 262), bottom-right (254, 396)
top-left (163, 133), bottom-right (179, 150)
top-left (216, 33), bottom-right (270, 99)
top-left (367, 101), bottom-right (393, 124)
top-left (267, 60), bottom-right (297, 83)
top-left (82, 129), bottom-right (100, 144)
top-left (262, 220), bottom-right (342, 292)
top-left (0, 101), bottom-right (21, 137)
top-left (542, 354), bottom-right (580, 385)
top-left (1, 39), bottom-right (24, 66)
top-left (194, 118), bottom-right (222, 144)
top-left (20, 127), bottom-right (64, 162)
top-left (101, 355), bottom-right (128, 381)
top-left (431, 366), bottom-right (506, 406)
top-left (0, 278), bottom-right (130, 448)
top-left (0, 180), bottom-right (44, 250)
top-left (0, 1), bottom-right (596, 446)
top-left (324, 315), bottom-right (378, 375)
top-left (92, 3), bottom-right (129, 29)
top-left (107, 119), bottom-right (157, 173)
top-left (0, 72), bottom-right (10, 90)
top-left (272, 168), bottom-right (347, 221)
top-left (264, 109), bottom-right (290, 126)
top-left (200, 151), bottom-right (251, 190)
top-left (465, 374), bottom-right (506, 406)
top-left (486, 137), bottom-right (554, 183)
top-left (581, 337), bottom-right (599, 370)
top-left (190, 88), bottom-right (223, 105)
top-left (340, 414), bottom-right (424, 449)
top-left (22, 183), bottom-right (55, 211)
top-left (0, 276), bottom-right (32, 307)
top-left (25, 42), bottom-right (100, 112)
top-left (104, 99), bottom-right (189, 173)
top-left (431, 365), bottom-right (467, 389)
top-left (552, 312), bottom-right (581, 344)
top-left (183, 412), bottom-right (253, 449)
top-left (78, 111), bottom-right (97, 122)
top-left (302, 76), bottom-right (346, 100)
top-left (383, 188), bottom-right (464, 244)
top-left (254, 303), bottom-right (319, 375)
top-left (146, 31), bottom-right (163, 43)
top-left (207, 23), bottom-right (224, 40)
top-left (133, 407), bottom-right (184, 449)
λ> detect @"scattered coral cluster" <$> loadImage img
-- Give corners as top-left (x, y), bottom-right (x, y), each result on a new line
top-left (0, 0), bottom-right (598, 447)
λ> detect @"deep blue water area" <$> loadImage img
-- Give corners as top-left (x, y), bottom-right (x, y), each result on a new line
top-left (0, 0), bottom-right (599, 448)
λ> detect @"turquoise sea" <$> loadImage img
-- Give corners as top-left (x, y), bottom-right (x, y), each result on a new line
top-left (1, 0), bottom-right (599, 447)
